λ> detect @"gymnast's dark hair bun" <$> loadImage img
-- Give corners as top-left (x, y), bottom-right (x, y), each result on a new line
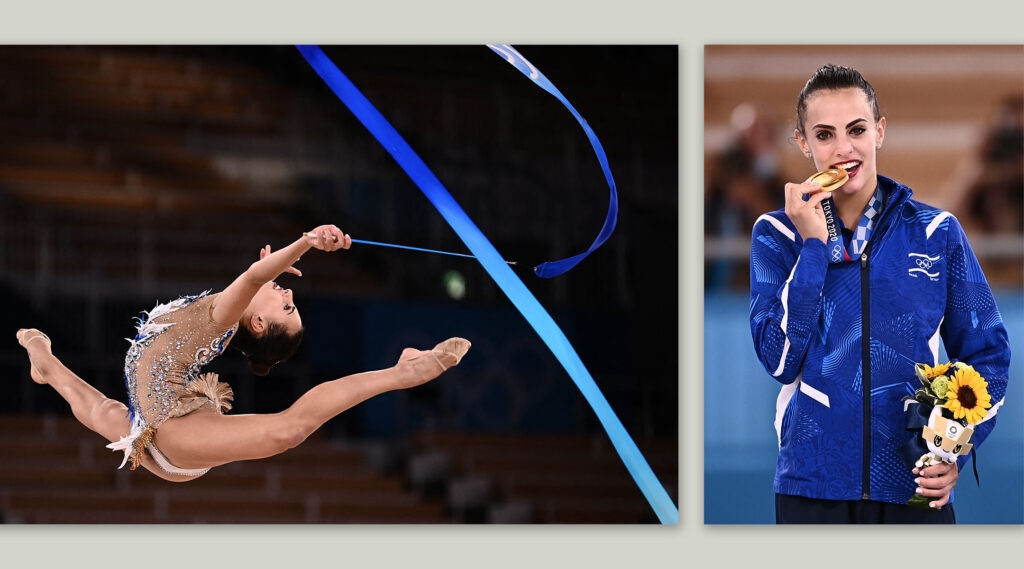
top-left (230, 321), bottom-right (304, 377)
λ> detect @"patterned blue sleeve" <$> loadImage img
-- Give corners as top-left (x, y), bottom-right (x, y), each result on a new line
top-left (940, 216), bottom-right (1011, 460)
top-left (749, 214), bottom-right (830, 384)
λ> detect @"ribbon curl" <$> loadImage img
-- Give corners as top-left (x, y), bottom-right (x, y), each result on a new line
top-left (296, 45), bottom-right (677, 524)
top-left (487, 44), bottom-right (619, 278)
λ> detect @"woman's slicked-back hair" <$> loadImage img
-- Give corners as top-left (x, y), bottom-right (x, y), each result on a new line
top-left (796, 63), bottom-right (882, 134)
top-left (230, 320), bottom-right (304, 376)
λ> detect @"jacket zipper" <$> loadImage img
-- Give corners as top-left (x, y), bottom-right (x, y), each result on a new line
top-left (860, 244), bottom-right (872, 500)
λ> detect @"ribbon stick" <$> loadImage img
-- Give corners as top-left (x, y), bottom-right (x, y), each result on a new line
top-left (352, 238), bottom-right (517, 265)
top-left (306, 232), bottom-right (517, 264)
top-left (487, 44), bottom-right (618, 279)
top-left (296, 45), bottom-right (677, 524)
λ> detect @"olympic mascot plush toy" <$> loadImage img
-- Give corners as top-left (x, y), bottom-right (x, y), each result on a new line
top-left (915, 404), bottom-right (975, 468)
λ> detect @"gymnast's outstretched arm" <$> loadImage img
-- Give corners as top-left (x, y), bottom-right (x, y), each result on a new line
top-left (210, 224), bottom-right (352, 327)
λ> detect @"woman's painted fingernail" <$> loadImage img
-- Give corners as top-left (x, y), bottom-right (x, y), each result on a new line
top-left (915, 487), bottom-right (923, 494)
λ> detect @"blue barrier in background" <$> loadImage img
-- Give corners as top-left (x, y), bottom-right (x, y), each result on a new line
top-left (704, 289), bottom-right (1023, 524)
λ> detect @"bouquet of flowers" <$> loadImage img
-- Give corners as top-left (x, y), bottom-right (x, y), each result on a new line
top-left (903, 360), bottom-right (992, 508)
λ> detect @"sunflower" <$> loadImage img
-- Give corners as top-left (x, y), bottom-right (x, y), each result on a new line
top-left (916, 361), bottom-right (952, 383)
top-left (944, 365), bottom-right (992, 425)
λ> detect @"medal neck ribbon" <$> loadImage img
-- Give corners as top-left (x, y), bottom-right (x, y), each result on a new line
top-left (822, 185), bottom-right (885, 263)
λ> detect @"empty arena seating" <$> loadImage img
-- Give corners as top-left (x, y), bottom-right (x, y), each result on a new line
top-left (0, 414), bottom-right (448, 524)
top-left (0, 415), bottom-right (676, 524)
top-left (410, 430), bottom-right (678, 523)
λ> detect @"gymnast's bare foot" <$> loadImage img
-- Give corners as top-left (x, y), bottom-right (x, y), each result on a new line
top-left (396, 337), bottom-right (471, 388)
top-left (16, 328), bottom-right (52, 385)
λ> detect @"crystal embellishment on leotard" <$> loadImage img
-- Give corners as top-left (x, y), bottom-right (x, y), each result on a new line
top-left (110, 290), bottom-right (236, 470)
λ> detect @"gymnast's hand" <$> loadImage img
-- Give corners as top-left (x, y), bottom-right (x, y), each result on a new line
top-left (304, 224), bottom-right (352, 252)
top-left (260, 245), bottom-right (303, 277)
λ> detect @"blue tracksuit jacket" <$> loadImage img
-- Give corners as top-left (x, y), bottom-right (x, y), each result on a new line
top-left (749, 175), bottom-right (1011, 504)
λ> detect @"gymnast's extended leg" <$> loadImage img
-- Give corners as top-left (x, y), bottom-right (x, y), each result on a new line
top-left (152, 338), bottom-right (471, 471)
top-left (17, 329), bottom-right (132, 444)
top-left (16, 328), bottom-right (197, 481)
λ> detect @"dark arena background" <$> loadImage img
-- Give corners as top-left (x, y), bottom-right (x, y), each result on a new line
top-left (0, 45), bottom-right (678, 523)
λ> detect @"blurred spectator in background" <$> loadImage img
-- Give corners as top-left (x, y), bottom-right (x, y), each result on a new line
top-left (964, 94), bottom-right (1023, 234)
top-left (949, 94), bottom-right (1023, 288)
top-left (705, 103), bottom-right (786, 291)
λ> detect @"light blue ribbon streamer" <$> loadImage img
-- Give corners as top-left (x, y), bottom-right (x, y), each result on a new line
top-left (487, 44), bottom-right (618, 279)
top-left (296, 45), bottom-right (677, 524)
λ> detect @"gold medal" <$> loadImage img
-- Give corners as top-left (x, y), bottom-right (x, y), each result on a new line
top-left (805, 168), bottom-right (849, 193)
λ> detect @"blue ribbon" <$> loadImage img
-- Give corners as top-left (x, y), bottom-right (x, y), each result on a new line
top-left (487, 44), bottom-right (618, 279)
top-left (296, 45), bottom-right (677, 524)
top-left (901, 401), bottom-right (933, 469)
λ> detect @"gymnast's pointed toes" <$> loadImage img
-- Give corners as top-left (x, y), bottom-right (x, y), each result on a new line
top-left (432, 337), bottom-right (471, 369)
top-left (16, 328), bottom-right (51, 350)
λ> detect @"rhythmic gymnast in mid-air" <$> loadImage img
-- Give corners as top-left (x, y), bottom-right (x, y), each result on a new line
top-left (16, 224), bottom-right (471, 481)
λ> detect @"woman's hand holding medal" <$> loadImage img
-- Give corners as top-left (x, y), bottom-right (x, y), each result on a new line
top-left (785, 168), bottom-right (848, 243)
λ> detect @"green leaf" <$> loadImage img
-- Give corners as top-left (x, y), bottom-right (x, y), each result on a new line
top-left (909, 493), bottom-right (937, 511)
